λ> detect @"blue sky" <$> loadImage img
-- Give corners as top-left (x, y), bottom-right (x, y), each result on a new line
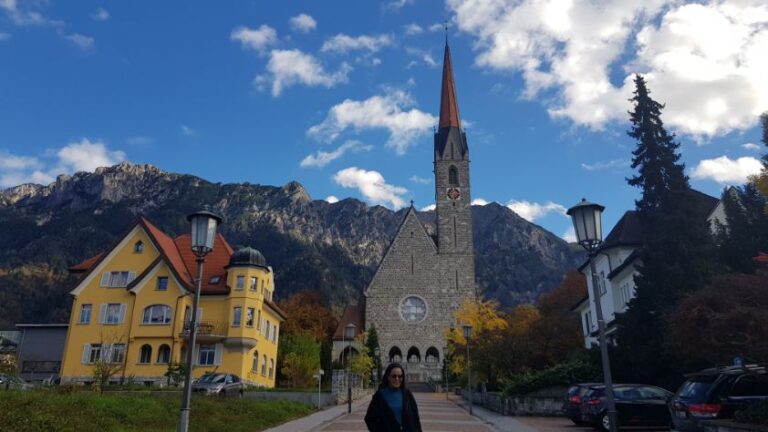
top-left (1, 0), bottom-right (766, 240)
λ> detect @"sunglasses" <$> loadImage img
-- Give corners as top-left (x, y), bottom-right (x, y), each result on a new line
top-left (389, 374), bottom-right (403, 379)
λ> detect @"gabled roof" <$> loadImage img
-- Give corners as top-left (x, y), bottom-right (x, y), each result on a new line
top-left (263, 299), bottom-right (288, 322)
top-left (601, 211), bottom-right (643, 250)
top-left (332, 300), bottom-right (365, 341)
top-left (69, 216), bottom-right (236, 295)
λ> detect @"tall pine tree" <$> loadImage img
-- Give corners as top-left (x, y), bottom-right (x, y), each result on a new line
top-left (614, 75), bottom-right (716, 387)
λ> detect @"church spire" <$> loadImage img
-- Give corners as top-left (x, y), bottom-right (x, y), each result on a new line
top-left (438, 42), bottom-right (461, 130)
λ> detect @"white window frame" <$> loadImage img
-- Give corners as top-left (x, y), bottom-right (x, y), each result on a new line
top-left (139, 344), bottom-right (152, 364)
top-left (246, 307), bottom-right (254, 327)
top-left (142, 304), bottom-right (172, 325)
top-left (198, 344), bottom-right (216, 365)
top-left (250, 276), bottom-right (257, 291)
top-left (236, 275), bottom-right (245, 290)
top-left (252, 351), bottom-right (259, 371)
top-left (268, 358), bottom-right (274, 379)
top-left (156, 276), bottom-right (168, 291)
top-left (157, 344), bottom-right (171, 364)
top-left (100, 303), bottom-right (126, 325)
top-left (232, 306), bottom-right (242, 327)
top-left (100, 271), bottom-right (136, 288)
top-left (261, 355), bottom-right (267, 376)
top-left (79, 304), bottom-right (92, 324)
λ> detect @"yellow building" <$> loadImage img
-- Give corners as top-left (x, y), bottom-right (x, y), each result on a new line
top-left (59, 217), bottom-right (286, 387)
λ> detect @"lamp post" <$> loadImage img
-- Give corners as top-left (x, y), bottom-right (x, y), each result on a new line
top-left (462, 324), bottom-right (473, 415)
top-left (374, 347), bottom-right (380, 387)
top-left (314, 369), bottom-right (324, 409)
top-left (567, 198), bottom-right (617, 432)
top-left (178, 210), bottom-right (221, 432)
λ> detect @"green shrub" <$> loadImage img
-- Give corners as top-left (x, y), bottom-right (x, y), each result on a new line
top-left (734, 401), bottom-right (768, 426)
top-left (503, 359), bottom-right (600, 396)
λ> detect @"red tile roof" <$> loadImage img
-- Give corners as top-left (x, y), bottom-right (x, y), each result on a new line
top-left (70, 216), bottom-right (237, 295)
top-left (332, 302), bottom-right (365, 341)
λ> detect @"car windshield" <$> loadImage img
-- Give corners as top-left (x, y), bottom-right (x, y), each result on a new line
top-left (678, 378), bottom-right (716, 402)
top-left (198, 374), bottom-right (226, 384)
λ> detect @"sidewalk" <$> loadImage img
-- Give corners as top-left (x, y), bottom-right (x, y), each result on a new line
top-left (262, 397), bottom-right (371, 432)
top-left (447, 394), bottom-right (540, 432)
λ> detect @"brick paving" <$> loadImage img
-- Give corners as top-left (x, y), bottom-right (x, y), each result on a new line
top-left (315, 392), bottom-right (496, 432)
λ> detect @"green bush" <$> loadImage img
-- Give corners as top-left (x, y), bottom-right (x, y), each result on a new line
top-left (734, 401), bottom-right (768, 426)
top-left (503, 359), bottom-right (600, 396)
top-left (0, 390), bottom-right (313, 431)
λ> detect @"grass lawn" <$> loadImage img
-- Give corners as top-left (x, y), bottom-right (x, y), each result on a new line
top-left (0, 390), bottom-right (314, 432)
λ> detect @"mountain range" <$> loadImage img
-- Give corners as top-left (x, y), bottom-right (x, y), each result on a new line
top-left (0, 162), bottom-right (583, 328)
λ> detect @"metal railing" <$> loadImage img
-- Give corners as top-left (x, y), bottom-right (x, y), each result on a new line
top-left (180, 320), bottom-right (228, 339)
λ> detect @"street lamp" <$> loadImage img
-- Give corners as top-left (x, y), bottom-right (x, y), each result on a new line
top-left (374, 347), bottom-right (380, 387)
top-left (567, 198), bottom-right (617, 432)
top-left (178, 210), bottom-right (222, 432)
top-left (314, 369), bottom-right (324, 409)
top-left (462, 324), bottom-right (473, 415)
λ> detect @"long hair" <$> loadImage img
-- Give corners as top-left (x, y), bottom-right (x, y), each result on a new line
top-left (379, 362), bottom-right (407, 390)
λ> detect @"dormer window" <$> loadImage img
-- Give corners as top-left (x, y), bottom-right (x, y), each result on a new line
top-left (134, 241), bottom-right (144, 253)
top-left (209, 276), bottom-right (221, 284)
top-left (448, 165), bottom-right (459, 185)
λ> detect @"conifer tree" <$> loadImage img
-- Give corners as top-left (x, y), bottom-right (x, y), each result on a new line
top-left (715, 185), bottom-right (768, 273)
top-left (614, 75), bottom-right (716, 387)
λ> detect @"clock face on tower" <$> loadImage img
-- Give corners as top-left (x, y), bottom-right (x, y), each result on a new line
top-left (399, 296), bottom-right (428, 322)
top-left (447, 188), bottom-right (461, 201)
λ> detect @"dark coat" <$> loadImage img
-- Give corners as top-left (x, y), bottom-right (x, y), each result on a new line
top-left (364, 387), bottom-right (422, 432)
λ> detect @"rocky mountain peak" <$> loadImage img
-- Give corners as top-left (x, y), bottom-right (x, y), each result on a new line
top-left (281, 180), bottom-right (311, 204)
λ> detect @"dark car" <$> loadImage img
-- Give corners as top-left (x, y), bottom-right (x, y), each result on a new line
top-left (669, 364), bottom-right (768, 432)
top-left (564, 383), bottom-right (603, 425)
top-left (191, 373), bottom-right (244, 396)
top-left (580, 384), bottom-right (673, 431)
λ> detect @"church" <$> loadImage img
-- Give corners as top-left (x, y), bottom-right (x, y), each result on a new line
top-left (332, 42), bottom-right (476, 383)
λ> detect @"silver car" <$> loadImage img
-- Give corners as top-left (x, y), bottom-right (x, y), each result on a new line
top-left (191, 373), bottom-right (244, 396)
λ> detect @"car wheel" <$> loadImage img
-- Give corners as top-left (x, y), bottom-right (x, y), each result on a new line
top-left (599, 412), bottom-right (612, 432)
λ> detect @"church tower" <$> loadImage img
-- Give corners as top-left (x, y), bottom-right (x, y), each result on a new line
top-left (434, 42), bottom-right (473, 256)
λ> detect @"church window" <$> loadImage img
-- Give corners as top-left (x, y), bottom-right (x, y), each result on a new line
top-left (399, 296), bottom-right (427, 322)
top-left (389, 347), bottom-right (402, 363)
top-left (410, 254), bottom-right (414, 274)
top-left (407, 347), bottom-right (421, 363)
top-left (425, 347), bottom-right (440, 364)
top-left (448, 165), bottom-right (458, 185)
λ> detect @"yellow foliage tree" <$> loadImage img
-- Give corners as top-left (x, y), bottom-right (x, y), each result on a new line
top-left (445, 298), bottom-right (508, 383)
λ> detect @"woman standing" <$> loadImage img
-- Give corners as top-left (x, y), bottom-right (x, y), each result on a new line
top-left (364, 363), bottom-right (422, 432)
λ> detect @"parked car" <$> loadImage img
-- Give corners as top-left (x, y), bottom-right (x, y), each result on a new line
top-left (580, 383), bottom-right (673, 431)
top-left (0, 374), bottom-right (33, 390)
top-left (669, 364), bottom-right (768, 432)
top-left (564, 383), bottom-right (603, 425)
top-left (191, 373), bottom-right (244, 396)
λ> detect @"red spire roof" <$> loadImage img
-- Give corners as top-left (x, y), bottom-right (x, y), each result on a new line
top-left (438, 43), bottom-right (461, 130)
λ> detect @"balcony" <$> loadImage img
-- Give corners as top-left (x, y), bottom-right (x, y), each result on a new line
top-left (179, 320), bottom-right (227, 342)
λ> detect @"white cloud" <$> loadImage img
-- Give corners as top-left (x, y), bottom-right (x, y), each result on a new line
top-left (690, 155), bottom-right (763, 184)
top-left (447, 0), bottom-right (768, 137)
top-left (0, 32), bottom-right (10, 41)
top-left (421, 204), bottom-right (436, 211)
top-left (126, 136), bottom-right (155, 145)
top-left (405, 47), bottom-right (438, 68)
top-left (91, 7), bottom-right (109, 21)
top-left (64, 33), bottom-right (95, 51)
top-left (333, 167), bottom-right (408, 209)
top-left (308, 90), bottom-right (436, 155)
top-left (409, 175), bottom-right (431, 184)
top-left (256, 49), bottom-right (351, 97)
top-left (472, 198), bottom-right (489, 205)
top-left (742, 143), bottom-right (761, 151)
top-left (387, 0), bottom-right (414, 11)
top-left (321, 34), bottom-right (392, 54)
top-left (403, 23), bottom-right (423, 35)
top-left (0, 0), bottom-right (61, 27)
top-left (300, 140), bottom-right (372, 168)
top-left (325, 195), bottom-right (339, 204)
top-left (563, 226), bottom-right (577, 243)
top-left (581, 159), bottom-right (630, 171)
top-left (230, 25), bottom-right (277, 52)
top-left (56, 139), bottom-right (126, 173)
top-left (0, 139), bottom-right (127, 188)
top-left (180, 125), bottom-right (196, 136)
top-left (428, 23), bottom-right (445, 32)
top-left (506, 199), bottom-right (567, 222)
top-left (289, 14), bottom-right (316, 33)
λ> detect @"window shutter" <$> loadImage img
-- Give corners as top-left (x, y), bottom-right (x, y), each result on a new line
top-left (214, 344), bottom-right (223, 365)
top-left (99, 304), bottom-right (107, 324)
top-left (193, 345), bottom-right (199, 366)
top-left (101, 272), bottom-right (110, 287)
top-left (119, 304), bottom-right (127, 324)
top-left (82, 344), bottom-right (91, 364)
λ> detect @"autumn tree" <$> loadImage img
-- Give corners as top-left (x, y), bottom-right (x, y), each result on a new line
top-left (446, 298), bottom-right (508, 388)
top-left (668, 273), bottom-right (768, 366)
top-left (529, 270), bottom-right (587, 366)
top-left (280, 334), bottom-right (321, 388)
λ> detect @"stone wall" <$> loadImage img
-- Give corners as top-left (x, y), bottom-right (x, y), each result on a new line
top-left (461, 387), bottom-right (566, 417)
top-left (332, 369), bottom-right (374, 405)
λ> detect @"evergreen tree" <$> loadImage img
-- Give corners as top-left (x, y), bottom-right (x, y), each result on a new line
top-left (715, 185), bottom-right (768, 273)
top-left (614, 75), bottom-right (716, 387)
top-left (365, 325), bottom-right (382, 383)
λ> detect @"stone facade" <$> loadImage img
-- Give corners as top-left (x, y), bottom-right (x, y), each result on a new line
top-left (364, 43), bottom-right (476, 383)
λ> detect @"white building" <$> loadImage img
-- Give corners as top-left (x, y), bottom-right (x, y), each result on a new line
top-left (572, 189), bottom-right (725, 348)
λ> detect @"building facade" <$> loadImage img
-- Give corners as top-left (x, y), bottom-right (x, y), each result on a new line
top-left (15, 323), bottom-right (68, 383)
top-left (361, 43), bottom-right (477, 383)
top-left (59, 217), bottom-right (286, 387)
top-left (573, 190), bottom-right (723, 348)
